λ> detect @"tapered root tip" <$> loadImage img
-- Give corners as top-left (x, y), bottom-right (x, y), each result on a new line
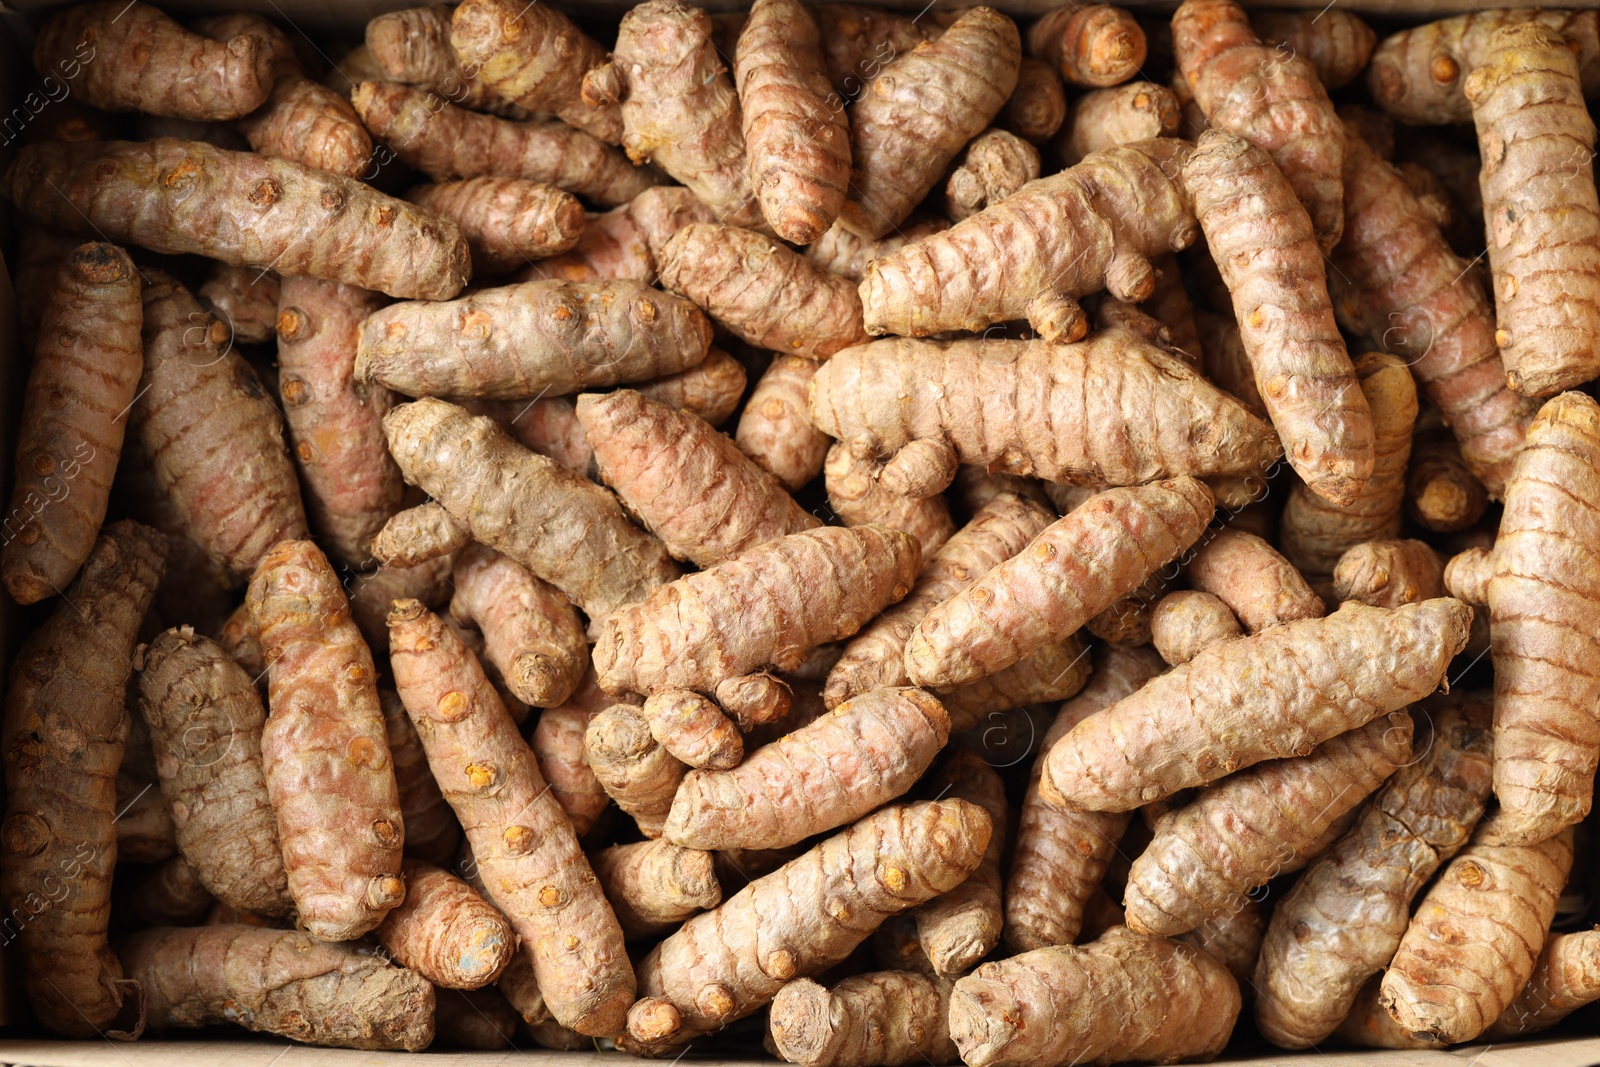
top-left (767, 979), bottom-right (834, 1065)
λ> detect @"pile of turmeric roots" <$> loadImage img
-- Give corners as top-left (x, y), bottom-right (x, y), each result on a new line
top-left (6, 0), bottom-right (1600, 1060)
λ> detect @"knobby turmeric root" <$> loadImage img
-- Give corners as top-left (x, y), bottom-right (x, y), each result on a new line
top-left (823, 445), bottom-right (956, 557)
top-left (1252, 9), bottom-right (1376, 90)
top-left (365, 4), bottom-right (525, 116)
top-left (914, 751), bottom-right (1009, 976)
top-left (769, 971), bottom-right (958, 1067)
top-left (407, 179), bottom-right (586, 275)
top-left (1056, 83), bottom-right (1181, 166)
top-left (736, 356), bottom-right (831, 491)
top-left (1486, 929), bottom-right (1600, 1039)
top-left (376, 859), bottom-right (515, 989)
top-left (1149, 590), bottom-right (1241, 665)
top-left (585, 704), bottom-right (684, 839)
top-left (1027, 4), bottom-right (1145, 87)
top-left (1333, 539), bottom-right (1446, 609)
top-left (590, 840), bottom-right (722, 940)
top-left (450, 544), bottom-right (587, 709)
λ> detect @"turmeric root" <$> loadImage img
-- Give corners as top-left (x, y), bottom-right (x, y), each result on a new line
top-left (581, 0), bottom-right (761, 229)
top-left (2, 521), bottom-right (163, 1036)
top-left (531, 700), bottom-right (609, 839)
top-left (32, 1), bottom-right (273, 120)
top-left (1333, 540), bottom-right (1446, 609)
top-left (945, 129), bottom-right (1039, 222)
top-left (199, 263), bottom-right (279, 345)
top-left (1149, 590), bottom-right (1241, 665)
top-left (1280, 352), bottom-right (1417, 578)
top-left (949, 926), bottom-right (1240, 1067)
top-left (1407, 427), bottom-right (1490, 532)
top-left (806, 214), bottom-right (949, 284)
top-left (3, 243), bottom-right (142, 605)
top-left (120, 924), bottom-right (434, 1050)
top-left (373, 502), bottom-right (472, 569)
top-left (275, 276), bottom-right (401, 567)
top-left (365, 5), bottom-right (525, 117)
top-left (810, 333), bottom-right (1279, 488)
top-left (1485, 929), bottom-right (1600, 1038)
top-left (634, 351), bottom-right (747, 428)
top-left (1367, 10), bottom-right (1600, 125)
top-left (1179, 901), bottom-right (1265, 998)
top-left (137, 628), bottom-right (291, 916)
top-left (131, 271), bottom-right (308, 583)
top-left (1466, 23), bottom-right (1600, 397)
top-left (1001, 59), bottom-right (1067, 144)
top-left (249, 540), bottom-right (403, 941)
top-left (906, 478), bottom-right (1214, 688)
top-left (660, 224), bottom-right (869, 361)
top-left (736, 0), bottom-right (852, 244)
top-left (1125, 712), bottom-right (1414, 937)
top-left (585, 704), bottom-right (685, 839)
top-left (627, 800), bottom-right (990, 1050)
top-left (817, 4), bottom-right (932, 93)
top-left (380, 690), bottom-right (460, 866)
top-left (594, 525), bottom-right (920, 700)
top-left (824, 445), bottom-right (955, 556)
top-left (388, 600), bottom-right (634, 1036)
top-left (1252, 10), bottom-right (1376, 90)
top-left (736, 357), bottom-right (830, 492)
top-left (1043, 598), bottom-right (1472, 813)
top-left (839, 7), bottom-right (1020, 239)
top-left (769, 972), bottom-right (958, 1067)
top-left (1329, 124), bottom-right (1534, 494)
top-left (1056, 83), bottom-right (1180, 168)
top-left (383, 398), bottom-right (680, 625)
top-left (1380, 825), bottom-right (1574, 1043)
top-left (346, 555), bottom-right (454, 660)
top-left (1337, 977), bottom-right (1446, 1049)
top-left (527, 186), bottom-right (715, 284)
top-left (450, 0), bottom-right (620, 143)
top-left (860, 139), bottom-right (1194, 341)
top-left (1253, 694), bottom-right (1494, 1047)
top-left (664, 688), bottom-right (950, 851)
top-left (590, 840), bottom-right (722, 940)
top-left (350, 83), bottom-right (657, 208)
top-left (1174, 0), bottom-right (1345, 253)
top-left (376, 859), bottom-right (515, 989)
top-left (3, 140), bottom-right (469, 301)
top-left (450, 544), bottom-right (586, 709)
top-left (640, 690), bottom-right (746, 771)
top-left (1184, 129), bottom-right (1372, 505)
top-left (1028, 4), bottom-right (1144, 88)
top-left (407, 179), bottom-right (585, 275)
top-left (357, 280), bottom-right (711, 400)
top-left (914, 752), bottom-right (1008, 977)
top-left (578, 390), bottom-right (820, 570)
top-left (935, 635), bottom-right (1090, 729)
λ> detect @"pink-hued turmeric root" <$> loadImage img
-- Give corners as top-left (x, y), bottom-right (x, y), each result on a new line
top-left (906, 478), bottom-right (1214, 688)
top-left (1185, 528), bottom-right (1324, 633)
top-left (346, 555), bottom-right (454, 660)
top-left (914, 751), bottom-right (1009, 976)
top-left (1183, 129), bottom-right (1372, 506)
top-left (373, 502), bottom-right (472, 569)
top-left (199, 264), bottom-right (279, 345)
top-left (1174, 0), bottom-right (1345, 252)
top-left (585, 704), bottom-right (685, 839)
top-left (365, 5), bottom-right (526, 116)
top-left (1027, 4), bottom-right (1145, 87)
top-left (1333, 539), bottom-right (1447, 609)
top-left (2, 521), bottom-right (164, 1037)
top-left (1149, 590), bottom-right (1241, 666)
top-left (736, 357), bottom-right (830, 491)
top-left (407, 179), bottom-right (585, 275)
top-left (806, 215), bottom-right (949, 284)
top-left (531, 704), bottom-right (609, 840)
top-left (450, 544), bottom-right (587, 709)
top-left (945, 129), bottom-right (1040, 222)
top-left (249, 540), bottom-right (404, 942)
top-left (525, 186), bottom-right (717, 284)
top-left (635, 349), bottom-right (748, 428)
top-left (32, 1), bottom-right (274, 120)
top-left (817, 4), bottom-right (933, 93)
top-left (1002, 58), bottom-right (1068, 144)
top-left (1486, 929), bottom-right (1600, 1038)
top-left (130, 271), bottom-right (309, 584)
top-left (737, 0), bottom-right (852, 244)
top-left (823, 445), bottom-right (956, 557)
top-left (3, 243), bottom-right (142, 605)
top-left (1042, 598), bottom-right (1473, 813)
top-left (1056, 83), bottom-right (1181, 167)
top-left (1252, 10), bottom-right (1377, 90)
top-left (590, 840), bottom-right (722, 940)
top-left (380, 690), bottom-right (461, 866)
top-left (376, 859), bottom-right (515, 989)
top-left (578, 390), bottom-right (820, 570)
top-left (388, 600), bottom-right (634, 1036)
top-left (275, 276), bottom-right (402, 567)
top-left (839, 7), bottom-right (1020, 240)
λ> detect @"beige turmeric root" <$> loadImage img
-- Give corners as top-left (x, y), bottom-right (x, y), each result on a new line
top-left (1280, 352), bottom-right (1417, 578)
top-left (1001, 59), bottom-right (1067, 144)
top-left (365, 5), bottom-right (525, 116)
top-left (817, 4), bottom-right (933, 93)
top-left (32, 1), bottom-right (273, 120)
top-left (376, 859), bottom-right (515, 989)
top-left (1486, 929), bottom-right (1600, 1038)
top-left (350, 83), bottom-right (657, 209)
top-left (373, 502), bottom-right (473, 569)
top-left (578, 390), bottom-right (820, 570)
top-left (408, 179), bottom-right (585, 275)
top-left (1252, 10), bottom-right (1376, 90)
top-left (664, 688), bottom-right (950, 851)
top-left (450, 544), bottom-right (586, 709)
top-left (2, 521), bottom-right (163, 1037)
top-left (3, 243), bottom-right (142, 605)
top-left (1380, 824), bottom-right (1574, 1043)
top-left (4, 140), bottom-right (469, 301)
top-left (1407, 427), bottom-right (1491, 532)
top-left (1336, 977), bottom-right (1447, 1049)
top-left (1333, 539), bottom-right (1446, 609)
top-left (861, 139), bottom-right (1193, 341)
top-left (935, 635), bottom-right (1090, 729)
top-left (594, 524), bottom-right (921, 699)
top-left (388, 600), bottom-right (634, 1036)
top-left (1056, 83), bottom-right (1180, 168)
top-left (945, 129), bottom-right (1040, 222)
top-left (525, 186), bottom-right (715, 284)
top-left (591, 840), bottom-right (722, 940)
top-left (131, 271), bottom-right (308, 583)
top-left (634, 351), bottom-right (747, 428)
top-left (275, 276), bottom-right (402, 567)
top-left (769, 972), bottom-right (958, 1067)
top-left (358, 280), bottom-right (710, 401)
top-left (1367, 10), bottom-right (1600, 125)
top-left (736, 0), bottom-right (851, 244)
top-left (530, 690), bottom-right (611, 840)
top-left (585, 704), bottom-right (685, 839)
top-left (1028, 4), bottom-right (1144, 88)
top-left (1253, 694), bottom-right (1494, 1047)
top-left (1174, 0), bottom-right (1345, 253)
top-left (811, 333), bottom-right (1279, 488)
top-left (1043, 598), bottom-right (1473, 813)
top-left (1125, 712), bottom-right (1414, 937)
top-left (120, 924), bottom-right (434, 1050)
top-left (839, 7), bottom-right (1020, 239)
top-left (640, 690), bottom-right (746, 771)
top-left (914, 752), bottom-right (1008, 977)
top-left (1467, 23), bottom-right (1600, 397)
top-left (380, 690), bottom-right (460, 866)
top-left (736, 358), bottom-right (829, 492)
top-left (1184, 129), bottom-right (1371, 506)
top-left (383, 399), bottom-right (680, 625)
top-left (199, 263), bottom-right (279, 345)
top-left (824, 445), bottom-right (956, 556)
top-left (626, 800), bottom-right (990, 1050)
top-left (907, 478), bottom-right (1214, 688)
top-left (1179, 901), bottom-right (1265, 999)
top-left (660, 224), bottom-right (869, 361)
top-left (137, 628), bottom-right (292, 916)
top-left (1149, 590), bottom-right (1241, 665)
top-left (450, 0), bottom-right (620, 143)
top-left (950, 926), bottom-right (1240, 1067)
top-left (249, 540), bottom-right (403, 941)
top-left (806, 215), bottom-right (949, 284)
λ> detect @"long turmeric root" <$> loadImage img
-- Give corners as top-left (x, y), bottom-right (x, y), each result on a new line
top-left (769, 971), bottom-right (958, 1067)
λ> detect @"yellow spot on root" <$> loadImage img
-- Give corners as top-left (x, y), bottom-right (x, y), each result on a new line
top-left (438, 691), bottom-right (470, 720)
top-left (348, 736), bottom-right (378, 767)
top-left (539, 885), bottom-right (563, 908)
top-left (698, 984), bottom-right (736, 1018)
top-left (504, 825), bottom-right (535, 854)
top-left (1456, 861), bottom-right (1486, 888)
top-left (879, 865), bottom-right (908, 891)
top-left (1429, 53), bottom-right (1460, 84)
top-left (466, 762), bottom-right (497, 790)
top-left (371, 819), bottom-right (400, 847)
top-left (765, 950), bottom-right (797, 980)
